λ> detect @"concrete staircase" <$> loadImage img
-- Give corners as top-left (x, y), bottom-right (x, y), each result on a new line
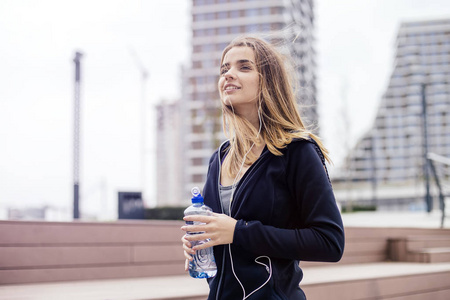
top-left (1, 220), bottom-right (450, 299)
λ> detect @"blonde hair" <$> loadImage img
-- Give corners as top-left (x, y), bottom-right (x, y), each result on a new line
top-left (220, 36), bottom-right (330, 177)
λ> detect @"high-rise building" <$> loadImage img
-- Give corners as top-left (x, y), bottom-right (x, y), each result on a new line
top-left (155, 99), bottom-right (183, 206)
top-left (338, 18), bottom-right (450, 208)
top-left (174, 0), bottom-right (318, 199)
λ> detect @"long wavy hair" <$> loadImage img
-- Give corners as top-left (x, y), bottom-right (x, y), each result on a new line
top-left (220, 36), bottom-right (330, 177)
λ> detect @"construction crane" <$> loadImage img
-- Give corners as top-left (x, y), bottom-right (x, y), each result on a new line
top-left (129, 48), bottom-right (149, 203)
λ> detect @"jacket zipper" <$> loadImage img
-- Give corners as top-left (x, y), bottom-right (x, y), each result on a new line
top-left (215, 141), bottom-right (227, 300)
top-left (229, 150), bottom-right (268, 215)
top-left (214, 141), bottom-right (268, 300)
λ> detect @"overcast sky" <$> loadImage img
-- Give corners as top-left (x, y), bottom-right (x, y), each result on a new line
top-left (1, 0), bottom-right (449, 220)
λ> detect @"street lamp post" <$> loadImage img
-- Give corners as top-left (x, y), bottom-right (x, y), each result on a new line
top-left (73, 51), bottom-right (83, 219)
top-left (421, 83), bottom-right (432, 213)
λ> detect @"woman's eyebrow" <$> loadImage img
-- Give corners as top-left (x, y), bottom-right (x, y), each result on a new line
top-left (236, 59), bottom-right (255, 65)
top-left (220, 59), bottom-right (255, 69)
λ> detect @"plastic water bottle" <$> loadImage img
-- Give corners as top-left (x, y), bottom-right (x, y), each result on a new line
top-left (184, 187), bottom-right (217, 279)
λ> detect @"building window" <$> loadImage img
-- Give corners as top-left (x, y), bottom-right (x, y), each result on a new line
top-left (193, 174), bottom-right (204, 182)
top-left (204, 44), bottom-right (215, 52)
top-left (194, 0), bottom-right (205, 6)
top-left (193, 61), bottom-right (202, 68)
top-left (230, 26), bottom-right (240, 34)
top-left (192, 124), bottom-right (204, 134)
top-left (261, 7), bottom-right (271, 15)
top-left (246, 8), bottom-right (259, 17)
top-left (192, 141), bottom-right (203, 150)
top-left (192, 158), bottom-right (203, 165)
top-left (246, 24), bottom-right (258, 33)
top-left (194, 29), bottom-right (206, 37)
top-left (230, 10), bottom-right (240, 18)
top-left (195, 13), bottom-right (206, 22)
top-left (271, 7), bottom-right (282, 14)
top-left (196, 76), bottom-right (206, 85)
top-left (218, 27), bottom-right (228, 35)
top-left (218, 42), bottom-right (228, 50)
top-left (218, 11), bottom-right (228, 19)
top-left (202, 59), bottom-right (215, 68)
top-left (260, 23), bottom-right (272, 32)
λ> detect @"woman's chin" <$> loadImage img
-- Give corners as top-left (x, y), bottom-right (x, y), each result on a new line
top-left (222, 97), bottom-right (233, 107)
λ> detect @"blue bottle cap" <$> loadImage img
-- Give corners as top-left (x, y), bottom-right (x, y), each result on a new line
top-left (191, 187), bottom-right (204, 203)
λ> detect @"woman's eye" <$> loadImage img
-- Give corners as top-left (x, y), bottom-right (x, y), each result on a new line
top-left (241, 65), bottom-right (251, 71)
top-left (220, 68), bottom-right (228, 75)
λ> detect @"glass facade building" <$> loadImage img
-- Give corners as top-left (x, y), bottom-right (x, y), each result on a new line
top-left (340, 19), bottom-right (450, 206)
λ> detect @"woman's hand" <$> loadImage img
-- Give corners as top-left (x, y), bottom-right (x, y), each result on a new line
top-left (181, 234), bottom-right (194, 271)
top-left (181, 213), bottom-right (237, 251)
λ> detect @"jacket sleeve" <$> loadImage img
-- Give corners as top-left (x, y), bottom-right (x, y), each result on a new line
top-left (232, 141), bottom-right (345, 262)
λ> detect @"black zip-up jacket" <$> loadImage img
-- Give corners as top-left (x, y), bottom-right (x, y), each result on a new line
top-left (202, 139), bottom-right (345, 300)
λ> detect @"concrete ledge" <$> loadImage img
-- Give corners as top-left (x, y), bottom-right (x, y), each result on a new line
top-left (302, 262), bottom-right (450, 300)
top-left (2, 220), bottom-right (450, 285)
top-left (0, 220), bottom-right (187, 284)
top-left (388, 234), bottom-right (450, 263)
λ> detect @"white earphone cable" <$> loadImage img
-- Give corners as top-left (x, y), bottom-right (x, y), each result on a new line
top-left (227, 102), bottom-right (271, 300)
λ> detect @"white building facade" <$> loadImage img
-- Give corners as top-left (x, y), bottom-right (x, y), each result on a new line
top-left (155, 99), bottom-right (183, 206)
top-left (178, 0), bottom-right (318, 200)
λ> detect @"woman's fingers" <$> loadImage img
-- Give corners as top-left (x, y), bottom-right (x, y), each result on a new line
top-left (181, 234), bottom-right (195, 254)
top-left (181, 213), bottom-right (237, 247)
top-left (181, 234), bottom-right (191, 245)
top-left (184, 249), bottom-right (194, 260)
top-left (184, 232), bottom-right (210, 242)
top-left (183, 215), bottom-right (213, 223)
top-left (181, 224), bottom-right (208, 233)
top-left (190, 240), bottom-right (214, 251)
top-left (181, 231), bottom-right (194, 272)
top-left (183, 242), bottom-right (195, 254)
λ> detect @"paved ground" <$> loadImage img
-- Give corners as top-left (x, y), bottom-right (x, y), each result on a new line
top-left (0, 275), bottom-right (209, 300)
top-left (2, 262), bottom-right (450, 300)
top-left (342, 209), bottom-right (449, 228)
top-left (302, 262), bottom-right (450, 285)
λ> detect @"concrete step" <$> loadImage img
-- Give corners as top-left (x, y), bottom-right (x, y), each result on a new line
top-left (389, 235), bottom-right (450, 263)
top-left (407, 235), bottom-right (450, 251)
top-left (408, 247), bottom-right (450, 263)
top-left (0, 275), bottom-right (209, 300)
top-left (1, 262), bottom-right (450, 300)
top-left (302, 262), bottom-right (450, 300)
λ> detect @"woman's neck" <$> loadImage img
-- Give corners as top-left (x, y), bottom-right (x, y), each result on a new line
top-left (234, 104), bottom-right (260, 129)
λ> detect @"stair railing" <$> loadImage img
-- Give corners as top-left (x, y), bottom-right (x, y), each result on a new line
top-left (427, 152), bottom-right (450, 228)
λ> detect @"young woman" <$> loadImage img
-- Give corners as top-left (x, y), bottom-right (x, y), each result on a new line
top-left (181, 36), bottom-right (345, 300)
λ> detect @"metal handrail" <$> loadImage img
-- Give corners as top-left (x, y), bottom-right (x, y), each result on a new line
top-left (427, 152), bottom-right (449, 228)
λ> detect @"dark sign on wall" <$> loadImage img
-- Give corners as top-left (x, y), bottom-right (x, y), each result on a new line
top-left (118, 192), bottom-right (145, 219)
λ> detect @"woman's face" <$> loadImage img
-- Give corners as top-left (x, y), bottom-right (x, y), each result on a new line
top-left (218, 46), bottom-right (260, 114)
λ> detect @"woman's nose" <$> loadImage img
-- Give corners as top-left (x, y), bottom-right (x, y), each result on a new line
top-left (224, 69), bottom-right (236, 79)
